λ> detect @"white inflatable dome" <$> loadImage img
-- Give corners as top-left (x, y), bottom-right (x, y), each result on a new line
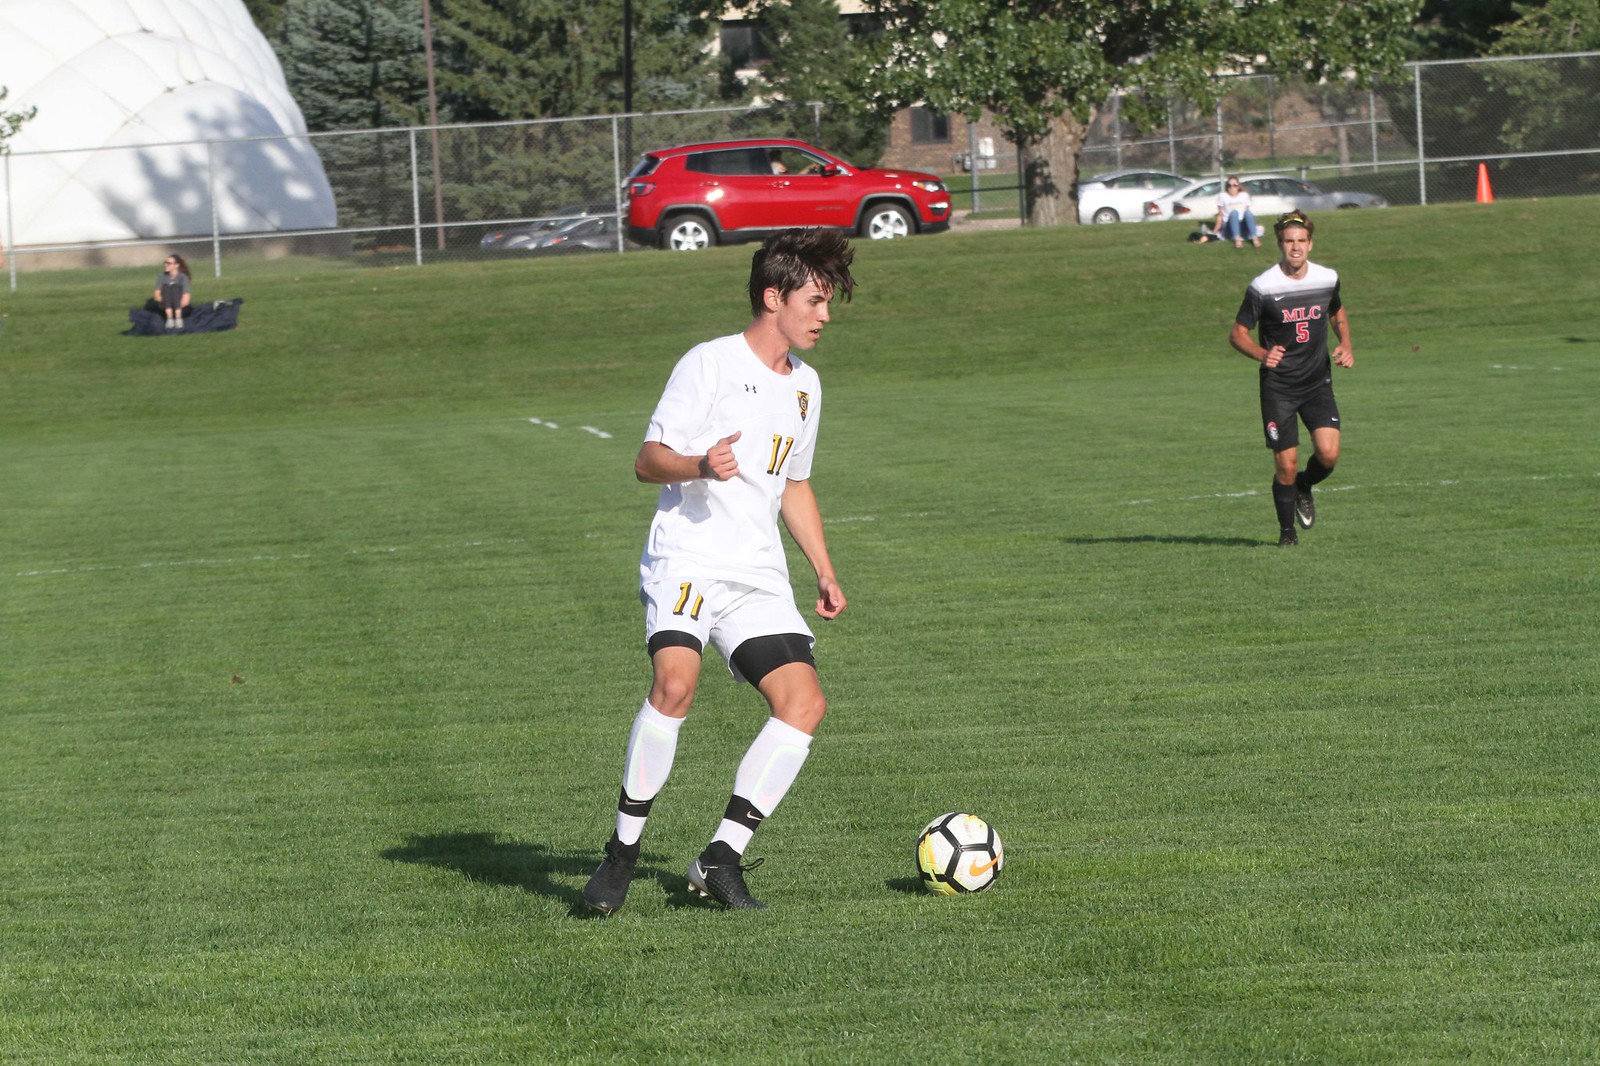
top-left (0, 0), bottom-right (337, 247)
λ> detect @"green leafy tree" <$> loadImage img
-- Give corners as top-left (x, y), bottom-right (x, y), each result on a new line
top-left (1489, 0), bottom-right (1600, 52)
top-left (742, 0), bottom-right (889, 165)
top-left (1, 85), bottom-right (36, 153)
top-left (1411, 0), bottom-right (1518, 58)
top-left (1481, 1), bottom-right (1600, 156)
top-left (860, 0), bottom-right (1420, 225)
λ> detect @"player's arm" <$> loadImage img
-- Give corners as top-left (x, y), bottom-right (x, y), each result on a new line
top-left (1331, 307), bottom-right (1353, 368)
top-left (635, 432), bottom-right (741, 484)
top-left (1230, 322), bottom-right (1285, 368)
top-left (780, 478), bottom-right (846, 620)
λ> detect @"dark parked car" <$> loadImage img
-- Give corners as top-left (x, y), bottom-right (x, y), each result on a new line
top-left (624, 138), bottom-right (951, 250)
top-left (479, 204), bottom-right (616, 254)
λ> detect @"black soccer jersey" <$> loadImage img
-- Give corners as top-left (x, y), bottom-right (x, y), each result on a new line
top-left (1235, 262), bottom-right (1342, 393)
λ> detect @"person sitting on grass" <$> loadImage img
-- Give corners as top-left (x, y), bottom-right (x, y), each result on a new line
top-left (154, 254), bottom-right (191, 329)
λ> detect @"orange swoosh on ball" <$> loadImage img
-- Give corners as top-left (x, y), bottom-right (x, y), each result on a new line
top-left (968, 856), bottom-right (998, 877)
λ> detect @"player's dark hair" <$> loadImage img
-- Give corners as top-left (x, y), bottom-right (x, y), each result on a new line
top-left (1274, 210), bottom-right (1314, 239)
top-left (165, 253), bottom-right (191, 278)
top-left (748, 228), bottom-right (855, 315)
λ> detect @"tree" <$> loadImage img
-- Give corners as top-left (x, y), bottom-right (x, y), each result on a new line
top-left (277, 0), bottom-right (425, 132)
top-left (243, 0), bottom-right (288, 37)
top-left (742, 0), bottom-right (889, 165)
top-left (276, 0), bottom-right (427, 234)
top-left (859, 0), bottom-right (1421, 225)
top-left (1489, 0), bottom-right (1600, 52)
top-left (429, 0), bottom-right (731, 122)
top-left (1411, 0), bottom-right (1518, 58)
top-left (1, 85), bottom-right (35, 154)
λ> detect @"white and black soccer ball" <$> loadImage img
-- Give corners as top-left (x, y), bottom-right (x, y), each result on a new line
top-left (915, 812), bottom-right (1003, 895)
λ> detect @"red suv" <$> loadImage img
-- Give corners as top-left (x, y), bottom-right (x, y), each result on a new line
top-left (624, 138), bottom-right (951, 250)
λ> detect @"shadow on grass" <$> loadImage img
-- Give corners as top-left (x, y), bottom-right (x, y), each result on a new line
top-left (382, 831), bottom-right (712, 918)
top-left (885, 875), bottom-right (926, 895)
top-left (1061, 534), bottom-right (1265, 548)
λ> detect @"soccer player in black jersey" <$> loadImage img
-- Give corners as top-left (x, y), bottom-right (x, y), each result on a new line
top-left (1229, 211), bottom-right (1355, 546)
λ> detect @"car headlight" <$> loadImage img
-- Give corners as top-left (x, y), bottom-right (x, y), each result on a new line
top-left (912, 180), bottom-right (946, 194)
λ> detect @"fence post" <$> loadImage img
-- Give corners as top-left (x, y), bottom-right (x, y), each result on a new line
top-left (207, 140), bottom-right (221, 278)
top-left (968, 120), bottom-right (980, 214)
top-left (611, 115), bottom-right (625, 253)
top-left (4, 150), bottom-right (16, 292)
top-left (1266, 74), bottom-right (1277, 168)
top-left (1369, 90), bottom-right (1379, 171)
top-left (1167, 102), bottom-right (1177, 173)
top-left (410, 128), bottom-right (423, 267)
top-left (1413, 63), bottom-right (1427, 206)
top-left (1214, 101), bottom-right (1224, 175)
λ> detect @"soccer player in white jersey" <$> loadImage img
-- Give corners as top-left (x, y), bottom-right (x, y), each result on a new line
top-left (583, 228), bottom-right (856, 913)
top-left (1229, 211), bottom-right (1355, 546)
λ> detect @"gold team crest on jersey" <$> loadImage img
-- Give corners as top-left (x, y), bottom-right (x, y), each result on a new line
top-left (796, 390), bottom-right (810, 421)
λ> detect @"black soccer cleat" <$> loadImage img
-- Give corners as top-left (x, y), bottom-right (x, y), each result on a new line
top-left (1278, 529), bottom-right (1299, 547)
top-left (582, 835), bottom-right (639, 916)
top-left (685, 854), bottom-right (767, 910)
top-left (1294, 481), bottom-right (1316, 529)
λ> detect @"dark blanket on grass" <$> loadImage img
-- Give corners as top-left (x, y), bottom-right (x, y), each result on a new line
top-left (124, 298), bottom-right (244, 336)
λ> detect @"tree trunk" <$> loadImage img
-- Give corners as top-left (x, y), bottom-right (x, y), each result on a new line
top-left (1022, 110), bottom-right (1088, 226)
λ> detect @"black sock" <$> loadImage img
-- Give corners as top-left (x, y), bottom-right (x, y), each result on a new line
top-left (1298, 455), bottom-right (1333, 489)
top-left (701, 839), bottom-right (741, 866)
top-left (1272, 480), bottom-right (1298, 533)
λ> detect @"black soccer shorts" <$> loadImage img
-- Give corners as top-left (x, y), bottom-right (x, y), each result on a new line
top-left (1260, 377), bottom-right (1340, 452)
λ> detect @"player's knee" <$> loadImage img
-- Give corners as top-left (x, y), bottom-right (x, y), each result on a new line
top-left (649, 675), bottom-right (697, 716)
top-left (779, 690), bottom-right (826, 734)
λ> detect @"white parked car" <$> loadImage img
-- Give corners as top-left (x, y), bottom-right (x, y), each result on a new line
top-left (1075, 169), bottom-right (1196, 224)
top-left (1143, 173), bottom-right (1388, 222)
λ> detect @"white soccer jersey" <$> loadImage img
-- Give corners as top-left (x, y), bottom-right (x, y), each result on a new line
top-left (639, 333), bottom-right (823, 596)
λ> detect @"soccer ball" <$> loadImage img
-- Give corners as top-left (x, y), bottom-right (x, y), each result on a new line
top-left (915, 812), bottom-right (1003, 895)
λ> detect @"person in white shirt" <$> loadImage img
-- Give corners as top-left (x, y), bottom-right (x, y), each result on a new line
top-left (1215, 176), bottom-right (1262, 249)
top-left (583, 228), bottom-right (856, 914)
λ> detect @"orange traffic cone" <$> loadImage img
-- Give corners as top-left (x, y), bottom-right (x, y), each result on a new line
top-left (1476, 163), bottom-right (1494, 204)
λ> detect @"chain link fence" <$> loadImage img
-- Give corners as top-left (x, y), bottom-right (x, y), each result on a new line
top-left (3, 53), bottom-right (1596, 288)
top-left (1074, 50), bottom-right (1600, 211)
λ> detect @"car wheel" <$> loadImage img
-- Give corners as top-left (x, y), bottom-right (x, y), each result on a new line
top-left (1092, 207), bottom-right (1120, 224)
top-left (663, 214), bottom-right (715, 250)
top-left (861, 203), bottom-right (912, 240)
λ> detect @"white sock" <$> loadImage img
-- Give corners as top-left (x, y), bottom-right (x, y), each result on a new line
top-left (711, 717), bottom-right (812, 853)
top-left (615, 701), bottom-right (683, 846)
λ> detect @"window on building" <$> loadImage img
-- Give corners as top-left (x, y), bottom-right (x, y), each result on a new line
top-left (910, 107), bottom-right (951, 144)
top-left (720, 21), bottom-right (771, 67)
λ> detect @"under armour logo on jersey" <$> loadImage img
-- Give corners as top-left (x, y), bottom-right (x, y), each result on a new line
top-left (797, 390), bottom-right (810, 421)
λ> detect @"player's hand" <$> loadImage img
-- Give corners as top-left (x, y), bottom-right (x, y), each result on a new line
top-left (699, 431), bottom-right (741, 481)
top-left (1333, 344), bottom-right (1354, 368)
top-left (1262, 344), bottom-right (1286, 369)
top-left (815, 576), bottom-right (846, 620)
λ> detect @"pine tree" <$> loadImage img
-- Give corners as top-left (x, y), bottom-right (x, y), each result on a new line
top-left (276, 0), bottom-right (427, 233)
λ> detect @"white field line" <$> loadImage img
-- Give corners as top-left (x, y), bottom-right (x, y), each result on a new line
top-left (15, 538), bottom-right (527, 579)
top-left (1123, 471), bottom-right (1597, 507)
top-left (16, 475), bottom-right (1590, 579)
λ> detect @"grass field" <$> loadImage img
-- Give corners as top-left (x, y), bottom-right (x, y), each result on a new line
top-left (4, 198), bottom-right (1599, 1063)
